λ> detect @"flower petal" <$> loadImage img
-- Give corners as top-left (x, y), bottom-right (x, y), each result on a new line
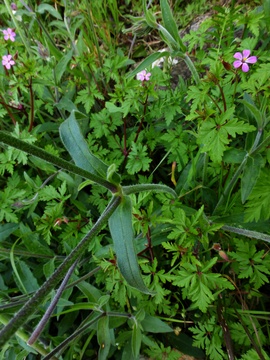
top-left (242, 49), bottom-right (251, 58)
top-left (233, 60), bottom-right (242, 69)
top-left (233, 52), bottom-right (243, 60)
top-left (246, 56), bottom-right (257, 64)
top-left (242, 63), bottom-right (249, 72)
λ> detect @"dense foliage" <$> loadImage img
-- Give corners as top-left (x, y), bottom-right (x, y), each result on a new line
top-left (0, 0), bottom-right (270, 359)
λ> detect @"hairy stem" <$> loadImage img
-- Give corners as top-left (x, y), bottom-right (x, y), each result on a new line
top-left (28, 259), bottom-right (79, 345)
top-left (0, 195), bottom-right (121, 346)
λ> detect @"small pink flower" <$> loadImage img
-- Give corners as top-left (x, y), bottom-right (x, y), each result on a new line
top-left (2, 55), bottom-right (15, 69)
top-left (11, 3), bottom-right (17, 11)
top-left (3, 28), bottom-right (16, 42)
top-left (136, 70), bottom-right (151, 81)
top-left (233, 50), bottom-right (257, 72)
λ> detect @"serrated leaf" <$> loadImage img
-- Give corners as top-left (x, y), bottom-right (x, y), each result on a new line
top-left (109, 195), bottom-right (155, 295)
top-left (59, 111), bottom-right (108, 179)
top-left (126, 142), bottom-right (151, 174)
top-left (198, 115), bottom-right (255, 162)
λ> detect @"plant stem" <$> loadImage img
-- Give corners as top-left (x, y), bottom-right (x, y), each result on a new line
top-left (28, 259), bottom-right (79, 345)
top-left (42, 313), bottom-right (105, 360)
top-left (0, 195), bottom-right (121, 346)
top-left (123, 183), bottom-right (177, 198)
top-left (28, 77), bottom-right (34, 132)
top-left (0, 314), bottom-right (58, 359)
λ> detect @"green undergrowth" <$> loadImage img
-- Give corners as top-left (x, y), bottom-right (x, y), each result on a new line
top-left (0, 0), bottom-right (270, 359)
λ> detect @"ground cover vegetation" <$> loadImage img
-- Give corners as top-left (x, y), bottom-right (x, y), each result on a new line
top-left (0, 0), bottom-right (270, 359)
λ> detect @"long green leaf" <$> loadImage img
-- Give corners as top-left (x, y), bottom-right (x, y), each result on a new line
top-left (109, 195), bottom-right (155, 295)
top-left (55, 49), bottom-right (73, 84)
top-left (0, 130), bottom-right (117, 192)
top-left (97, 316), bottom-right (111, 360)
top-left (59, 111), bottom-right (108, 179)
top-left (160, 0), bottom-right (186, 52)
top-left (127, 51), bottom-right (170, 79)
top-left (241, 154), bottom-right (263, 203)
top-left (240, 99), bottom-right (263, 128)
top-left (141, 314), bottom-right (173, 333)
top-left (131, 322), bottom-right (142, 358)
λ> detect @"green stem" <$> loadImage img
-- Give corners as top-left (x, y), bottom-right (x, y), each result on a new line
top-left (123, 183), bottom-right (177, 198)
top-left (0, 314), bottom-right (58, 359)
top-left (221, 225), bottom-right (270, 244)
top-left (28, 259), bottom-right (79, 345)
top-left (42, 313), bottom-right (105, 360)
top-left (0, 131), bottom-right (118, 193)
top-left (43, 310), bottom-right (134, 360)
top-left (28, 77), bottom-right (34, 132)
top-left (0, 195), bottom-right (121, 347)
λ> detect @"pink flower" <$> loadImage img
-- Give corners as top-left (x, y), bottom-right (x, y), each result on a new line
top-left (3, 28), bottom-right (16, 42)
top-left (233, 50), bottom-right (257, 72)
top-left (11, 3), bottom-right (17, 11)
top-left (136, 70), bottom-right (151, 81)
top-left (2, 55), bottom-right (15, 69)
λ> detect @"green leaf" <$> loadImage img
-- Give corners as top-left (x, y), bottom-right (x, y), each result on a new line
top-left (143, 0), bottom-right (157, 28)
top-left (245, 169), bottom-right (270, 221)
top-left (14, 260), bottom-right (40, 293)
top-left (0, 223), bottom-right (19, 242)
top-left (60, 111), bottom-right (114, 180)
top-left (198, 112), bottom-right (255, 162)
top-left (97, 316), bottom-right (111, 360)
top-left (131, 322), bottom-right (142, 358)
top-left (160, 0), bottom-right (185, 51)
top-left (165, 332), bottom-right (205, 357)
top-left (241, 154), bottom-right (263, 203)
top-left (240, 98), bottom-right (263, 128)
top-left (108, 195), bottom-right (154, 295)
top-left (37, 4), bottom-right (62, 19)
top-left (126, 142), bottom-right (151, 174)
top-left (141, 314), bottom-right (173, 333)
top-left (55, 49), bottom-right (73, 84)
top-left (127, 52), bottom-right (170, 79)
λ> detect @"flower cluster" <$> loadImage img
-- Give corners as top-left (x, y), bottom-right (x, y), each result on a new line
top-left (2, 28), bottom-right (16, 70)
top-left (233, 50), bottom-right (257, 72)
